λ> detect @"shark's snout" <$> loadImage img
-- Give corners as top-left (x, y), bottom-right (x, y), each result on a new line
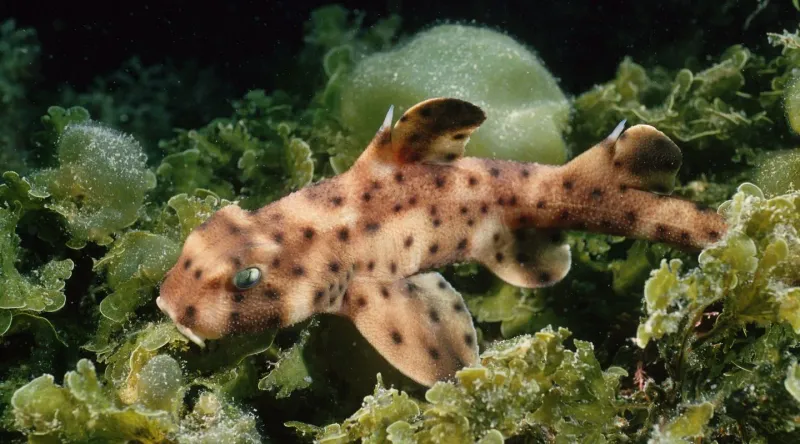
top-left (155, 295), bottom-right (208, 348)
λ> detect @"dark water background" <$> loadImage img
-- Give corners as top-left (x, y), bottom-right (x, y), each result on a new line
top-left (3, 0), bottom-right (796, 102)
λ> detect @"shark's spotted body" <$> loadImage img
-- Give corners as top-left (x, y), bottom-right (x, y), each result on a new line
top-left (156, 98), bottom-right (727, 386)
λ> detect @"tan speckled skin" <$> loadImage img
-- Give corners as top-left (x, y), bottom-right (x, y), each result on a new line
top-left (156, 98), bottom-right (727, 386)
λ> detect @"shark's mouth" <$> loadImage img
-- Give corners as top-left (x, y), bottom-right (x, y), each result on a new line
top-left (155, 296), bottom-right (207, 348)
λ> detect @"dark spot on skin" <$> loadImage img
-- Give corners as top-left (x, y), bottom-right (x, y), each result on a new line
top-left (338, 283), bottom-right (344, 293)
top-left (394, 172), bottom-right (404, 183)
top-left (404, 236), bottom-right (414, 248)
top-left (453, 302), bottom-right (465, 312)
top-left (331, 196), bottom-right (343, 206)
top-left (521, 169), bottom-right (530, 178)
top-left (391, 330), bottom-right (403, 344)
top-left (464, 333), bottom-right (474, 346)
top-left (409, 196), bottom-right (418, 205)
top-left (365, 222), bottom-right (381, 232)
top-left (356, 297), bottom-right (367, 308)
top-left (399, 114), bottom-right (409, 123)
top-left (432, 219), bottom-right (441, 227)
top-left (408, 132), bottom-right (422, 144)
top-left (695, 202), bottom-right (714, 213)
top-left (330, 294), bottom-right (337, 305)
top-left (292, 266), bottom-right (305, 276)
top-left (613, 160), bottom-right (622, 167)
top-left (619, 184), bottom-right (628, 193)
top-left (406, 282), bottom-right (418, 294)
top-left (563, 179), bottom-right (574, 190)
top-left (419, 106), bottom-right (432, 117)
top-left (264, 288), bottom-right (280, 300)
top-left (338, 228), bottom-right (350, 242)
top-left (536, 200), bottom-right (546, 209)
top-left (429, 309), bottom-right (440, 323)
top-left (625, 211), bottom-right (636, 224)
top-left (453, 133), bottom-right (467, 140)
top-left (185, 306), bottom-right (196, 318)
top-left (708, 230), bottom-right (721, 241)
top-left (231, 257), bottom-right (242, 268)
top-left (468, 176), bottom-right (479, 186)
top-left (495, 252), bottom-right (505, 262)
top-left (183, 259), bottom-right (192, 270)
top-left (371, 181), bottom-right (382, 190)
top-left (655, 225), bottom-right (668, 241)
top-left (460, 206), bottom-right (468, 214)
top-left (457, 238), bottom-right (468, 250)
top-left (493, 233), bottom-right (501, 242)
top-left (303, 228), bottom-right (315, 240)
top-left (429, 205), bottom-right (438, 216)
top-left (516, 253), bottom-right (530, 263)
top-left (273, 232), bottom-right (284, 244)
top-left (438, 280), bottom-right (447, 289)
top-left (233, 293), bottom-right (244, 303)
top-left (559, 210), bottom-right (570, 221)
top-left (194, 269), bottom-right (203, 279)
top-left (444, 153), bottom-right (458, 161)
top-left (381, 287), bottom-right (390, 298)
top-left (538, 272), bottom-right (551, 283)
top-left (497, 197), bottom-right (506, 206)
top-left (680, 231), bottom-right (691, 243)
top-left (489, 167), bottom-right (500, 177)
top-left (314, 290), bottom-right (325, 303)
top-left (435, 176), bottom-right (446, 188)
top-left (480, 204), bottom-right (489, 214)
top-left (428, 347), bottom-right (441, 360)
top-left (230, 312), bottom-right (241, 325)
top-left (393, 203), bottom-right (403, 213)
top-left (429, 244), bottom-right (439, 254)
top-left (390, 262), bottom-right (398, 274)
top-left (467, 219), bottom-right (475, 226)
top-left (228, 224), bottom-right (242, 235)
top-left (271, 258), bottom-right (281, 268)
top-left (328, 262), bottom-right (340, 273)
top-left (367, 261), bottom-right (375, 271)
top-left (265, 315), bottom-right (281, 329)
top-left (590, 188), bottom-right (603, 200)
top-left (509, 195), bottom-right (518, 206)
top-left (362, 192), bottom-right (372, 202)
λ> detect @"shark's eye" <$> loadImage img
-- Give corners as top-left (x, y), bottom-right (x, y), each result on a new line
top-left (233, 267), bottom-right (261, 290)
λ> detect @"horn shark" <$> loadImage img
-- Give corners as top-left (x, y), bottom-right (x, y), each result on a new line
top-left (156, 98), bottom-right (727, 386)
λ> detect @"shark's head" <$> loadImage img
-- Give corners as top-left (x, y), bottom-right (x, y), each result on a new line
top-left (156, 205), bottom-right (287, 346)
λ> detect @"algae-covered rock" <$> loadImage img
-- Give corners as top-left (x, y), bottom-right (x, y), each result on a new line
top-left (753, 148), bottom-right (800, 196)
top-left (33, 121), bottom-right (156, 248)
top-left (339, 24), bottom-right (570, 164)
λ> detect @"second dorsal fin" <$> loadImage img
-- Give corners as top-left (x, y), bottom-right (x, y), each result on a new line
top-left (362, 98), bottom-right (487, 166)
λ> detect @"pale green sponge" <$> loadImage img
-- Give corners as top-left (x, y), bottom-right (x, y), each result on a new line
top-left (339, 24), bottom-right (571, 164)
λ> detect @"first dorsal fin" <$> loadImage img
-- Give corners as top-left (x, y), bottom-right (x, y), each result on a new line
top-left (362, 98), bottom-right (487, 166)
top-left (340, 272), bottom-right (479, 386)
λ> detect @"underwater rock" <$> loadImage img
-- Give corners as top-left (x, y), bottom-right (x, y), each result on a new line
top-left (338, 24), bottom-right (570, 164)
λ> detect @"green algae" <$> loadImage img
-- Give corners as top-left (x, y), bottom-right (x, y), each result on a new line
top-left (1, 7), bottom-right (800, 444)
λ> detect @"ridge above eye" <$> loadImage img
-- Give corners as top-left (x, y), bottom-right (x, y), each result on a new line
top-left (233, 267), bottom-right (261, 290)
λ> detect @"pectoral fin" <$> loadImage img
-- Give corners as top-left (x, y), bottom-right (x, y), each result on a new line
top-left (341, 272), bottom-right (479, 386)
